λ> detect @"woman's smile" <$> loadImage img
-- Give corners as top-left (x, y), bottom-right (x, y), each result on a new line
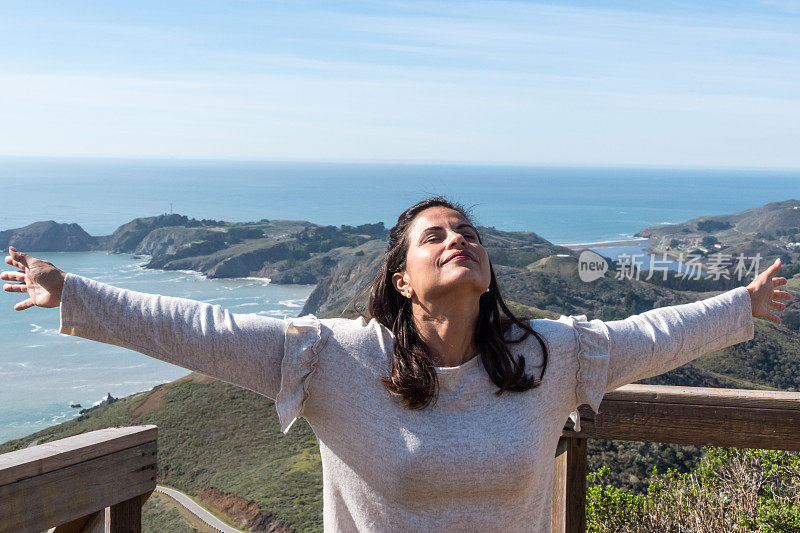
top-left (443, 250), bottom-right (477, 264)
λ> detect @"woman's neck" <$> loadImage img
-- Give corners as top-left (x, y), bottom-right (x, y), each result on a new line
top-left (411, 295), bottom-right (480, 367)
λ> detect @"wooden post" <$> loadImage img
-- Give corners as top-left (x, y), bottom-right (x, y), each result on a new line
top-left (106, 495), bottom-right (143, 533)
top-left (51, 510), bottom-right (103, 533)
top-left (552, 437), bottom-right (587, 533)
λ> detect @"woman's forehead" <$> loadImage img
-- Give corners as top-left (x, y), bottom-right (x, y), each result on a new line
top-left (409, 207), bottom-right (471, 233)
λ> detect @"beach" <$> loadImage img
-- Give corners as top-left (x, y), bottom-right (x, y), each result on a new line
top-left (563, 238), bottom-right (655, 250)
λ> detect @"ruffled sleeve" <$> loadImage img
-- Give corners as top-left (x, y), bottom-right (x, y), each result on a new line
top-left (275, 314), bottom-right (329, 434)
top-left (562, 314), bottom-right (611, 414)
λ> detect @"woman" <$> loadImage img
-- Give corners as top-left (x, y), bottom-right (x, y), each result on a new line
top-left (2, 197), bottom-right (792, 532)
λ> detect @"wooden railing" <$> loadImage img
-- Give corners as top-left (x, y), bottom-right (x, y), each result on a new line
top-left (552, 385), bottom-right (800, 533)
top-left (0, 425), bottom-right (157, 533)
top-left (3, 388), bottom-right (799, 532)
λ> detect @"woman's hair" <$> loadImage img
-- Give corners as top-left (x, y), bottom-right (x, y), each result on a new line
top-left (365, 196), bottom-right (549, 410)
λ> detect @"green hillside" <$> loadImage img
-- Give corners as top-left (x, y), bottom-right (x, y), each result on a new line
top-left (0, 374), bottom-right (321, 533)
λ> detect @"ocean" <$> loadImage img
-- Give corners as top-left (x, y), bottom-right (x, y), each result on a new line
top-left (0, 158), bottom-right (797, 442)
top-left (2, 158), bottom-right (799, 244)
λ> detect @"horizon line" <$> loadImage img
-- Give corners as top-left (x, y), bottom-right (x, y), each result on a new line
top-left (1, 154), bottom-right (799, 173)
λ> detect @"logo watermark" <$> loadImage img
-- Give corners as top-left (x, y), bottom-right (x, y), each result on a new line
top-left (578, 250), bottom-right (609, 282)
top-left (579, 251), bottom-right (764, 283)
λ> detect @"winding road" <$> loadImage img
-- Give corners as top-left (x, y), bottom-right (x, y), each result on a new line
top-left (154, 485), bottom-right (243, 533)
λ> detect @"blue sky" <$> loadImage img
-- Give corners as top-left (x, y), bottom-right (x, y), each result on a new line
top-left (1, 1), bottom-right (798, 167)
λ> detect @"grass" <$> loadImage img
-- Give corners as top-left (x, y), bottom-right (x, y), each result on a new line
top-left (0, 374), bottom-right (323, 532)
top-left (143, 492), bottom-right (204, 533)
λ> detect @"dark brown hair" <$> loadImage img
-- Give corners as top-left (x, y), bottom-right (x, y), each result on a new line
top-left (365, 196), bottom-right (549, 409)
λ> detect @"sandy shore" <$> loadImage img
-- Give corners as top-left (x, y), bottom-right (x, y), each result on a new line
top-left (562, 238), bottom-right (655, 249)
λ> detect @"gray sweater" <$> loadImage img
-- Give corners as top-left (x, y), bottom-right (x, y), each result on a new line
top-left (59, 273), bottom-right (755, 532)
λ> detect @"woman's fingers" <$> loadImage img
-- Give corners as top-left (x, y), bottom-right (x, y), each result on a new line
top-left (8, 247), bottom-right (29, 265)
top-left (4, 249), bottom-right (35, 311)
top-left (5, 255), bottom-right (26, 271)
top-left (773, 277), bottom-right (787, 287)
top-left (6, 247), bottom-right (31, 270)
top-left (770, 301), bottom-right (787, 310)
top-left (3, 283), bottom-right (28, 292)
top-left (5, 255), bottom-right (24, 270)
top-left (0, 271), bottom-right (26, 282)
top-left (774, 290), bottom-right (792, 300)
top-left (13, 298), bottom-right (34, 311)
top-left (759, 258), bottom-right (782, 282)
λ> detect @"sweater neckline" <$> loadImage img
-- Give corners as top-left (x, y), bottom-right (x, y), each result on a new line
top-left (434, 353), bottom-right (481, 373)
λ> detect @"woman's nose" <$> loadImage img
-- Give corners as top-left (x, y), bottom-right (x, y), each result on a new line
top-left (445, 232), bottom-right (467, 248)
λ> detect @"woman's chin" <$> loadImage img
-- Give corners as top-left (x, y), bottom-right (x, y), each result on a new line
top-left (431, 275), bottom-right (487, 297)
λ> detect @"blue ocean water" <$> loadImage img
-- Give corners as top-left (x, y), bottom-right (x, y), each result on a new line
top-left (0, 158), bottom-right (797, 443)
top-left (1, 158), bottom-right (798, 244)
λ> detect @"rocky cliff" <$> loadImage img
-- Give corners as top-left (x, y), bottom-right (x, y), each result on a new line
top-left (0, 221), bottom-right (97, 251)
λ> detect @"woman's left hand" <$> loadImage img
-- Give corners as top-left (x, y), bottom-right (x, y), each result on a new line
top-left (746, 258), bottom-right (793, 324)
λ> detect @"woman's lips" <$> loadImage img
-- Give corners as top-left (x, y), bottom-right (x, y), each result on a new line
top-left (443, 251), bottom-right (476, 264)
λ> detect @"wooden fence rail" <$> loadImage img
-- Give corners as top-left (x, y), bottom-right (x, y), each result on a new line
top-left (2, 386), bottom-right (799, 533)
top-left (0, 425), bottom-right (157, 533)
top-left (552, 385), bottom-right (800, 533)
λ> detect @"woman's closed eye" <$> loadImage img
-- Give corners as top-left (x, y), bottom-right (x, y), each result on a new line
top-left (424, 234), bottom-right (475, 243)
top-left (421, 229), bottom-right (478, 244)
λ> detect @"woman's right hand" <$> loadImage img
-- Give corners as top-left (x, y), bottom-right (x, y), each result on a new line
top-left (2, 246), bottom-right (67, 310)
top-left (746, 257), bottom-right (792, 324)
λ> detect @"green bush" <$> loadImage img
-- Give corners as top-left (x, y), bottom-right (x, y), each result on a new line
top-left (587, 447), bottom-right (800, 532)
top-left (783, 311), bottom-right (800, 332)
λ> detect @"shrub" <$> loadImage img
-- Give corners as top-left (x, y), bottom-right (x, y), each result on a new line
top-left (783, 311), bottom-right (800, 332)
top-left (587, 447), bottom-right (800, 532)
top-left (697, 220), bottom-right (732, 232)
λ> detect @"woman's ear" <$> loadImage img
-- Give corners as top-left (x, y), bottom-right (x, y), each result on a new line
top-left (392, 271), bottom-right (412, 298)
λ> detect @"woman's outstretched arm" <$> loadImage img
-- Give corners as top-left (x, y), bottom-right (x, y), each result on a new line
top-left (2, 246), bottom-right (287, 399)
top-left (605, 258), bottom-right (791, 391)
top-left (571, 258), bottom-right (792, 411)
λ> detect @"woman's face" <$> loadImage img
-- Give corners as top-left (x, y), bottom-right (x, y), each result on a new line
top-left (392, 206), bottom-right (491, 301)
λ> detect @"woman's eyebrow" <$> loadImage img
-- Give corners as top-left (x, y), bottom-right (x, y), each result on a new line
top-left (418, 224), bottom-right (477, 241)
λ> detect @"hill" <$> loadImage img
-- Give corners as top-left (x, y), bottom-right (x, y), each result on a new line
top-left (0, 221), bottom-right (97, 251)
top-left (0, 374), bottom-right (321, 532)
top-left (636, 199), bottom-right (800, 271)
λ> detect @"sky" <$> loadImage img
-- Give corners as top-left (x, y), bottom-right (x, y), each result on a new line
top-left (1, 0), bottom-right (799, 168)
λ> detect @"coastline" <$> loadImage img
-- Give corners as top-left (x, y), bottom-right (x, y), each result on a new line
top-left (561, 238), bottom-right (655, 249)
